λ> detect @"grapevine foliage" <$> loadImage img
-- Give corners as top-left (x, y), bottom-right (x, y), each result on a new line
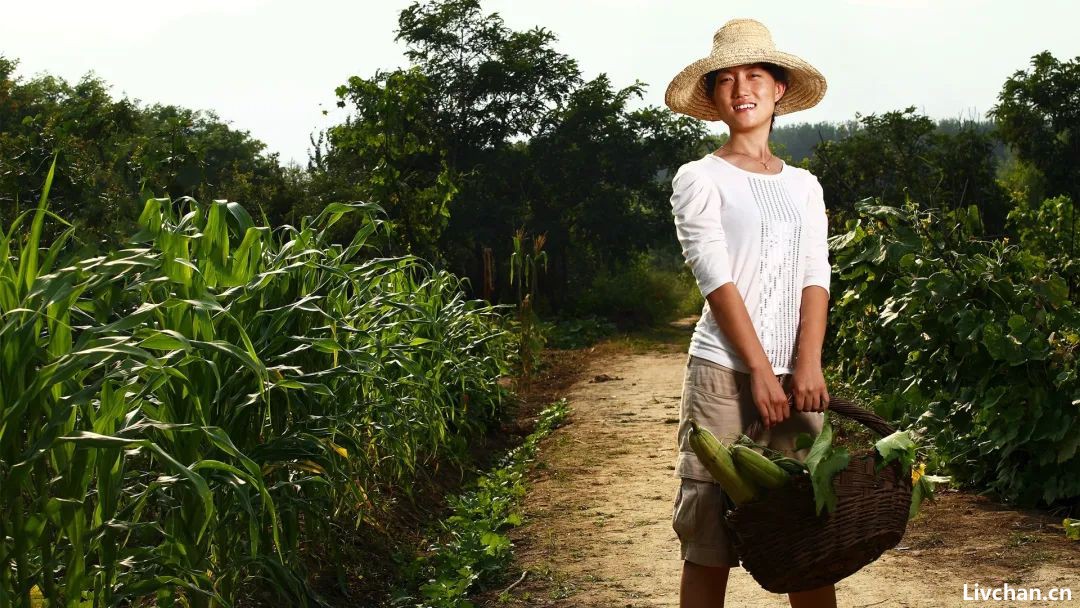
top-left (828, 197), bottom-right (1080, 507)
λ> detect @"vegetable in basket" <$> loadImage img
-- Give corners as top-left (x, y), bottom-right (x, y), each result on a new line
top-left (688, 413), bottom-right (950, 518)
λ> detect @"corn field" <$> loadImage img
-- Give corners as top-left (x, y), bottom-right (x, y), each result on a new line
top-left (0, 165), bottom-right (517, 606)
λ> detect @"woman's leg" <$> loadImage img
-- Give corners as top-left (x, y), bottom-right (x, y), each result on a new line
top-left (681, 562), bottom-right (730, 608)
top-left (673, 358), bottom-right (745, 606)
top-left (788, 584), bottom-right (837, 608)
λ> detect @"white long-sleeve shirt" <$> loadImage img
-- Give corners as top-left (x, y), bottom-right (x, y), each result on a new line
top-left (670, 153), bottom-right (832, 375)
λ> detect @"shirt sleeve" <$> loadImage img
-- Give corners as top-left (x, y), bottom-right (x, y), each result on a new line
top-left (802, 175), bottom-right (832, 295)
top-left (670, 165), bottom-right (734, 298)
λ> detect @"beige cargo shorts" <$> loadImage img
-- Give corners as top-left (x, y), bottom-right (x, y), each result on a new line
top-left (671, 355), bottom-right (824, 568)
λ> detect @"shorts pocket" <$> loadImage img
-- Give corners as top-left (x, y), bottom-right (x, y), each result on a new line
top-left (672, 480), bottom-right (698, 542)
top-left (671, 484), bottom-right (685, 540)
top-left (683, 380), bottom-right (745, 448)
top-left (688, 361), bottom-right (742, 400)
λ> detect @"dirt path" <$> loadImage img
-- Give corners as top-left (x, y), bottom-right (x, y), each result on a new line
top-left (475, 323), bottom-right (1080, 608)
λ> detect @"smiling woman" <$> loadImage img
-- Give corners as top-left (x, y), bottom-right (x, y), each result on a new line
top-left (663, 17), bottom-right (838, 608)
top-left (704, 62), bottom-right (790, 133)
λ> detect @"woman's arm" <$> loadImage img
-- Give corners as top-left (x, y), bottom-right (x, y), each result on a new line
top-left (670, 164), bottom-right (791, 428)
top-left (793, 286), bottom-right (829, 412)
top-left (705, 284), bottom-right (792, 428)
top-left (792, 175), bottom-right (833, 412)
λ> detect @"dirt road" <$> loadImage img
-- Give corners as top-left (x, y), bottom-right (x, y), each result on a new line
top-left (475, 325), bottom-right (1079, 608)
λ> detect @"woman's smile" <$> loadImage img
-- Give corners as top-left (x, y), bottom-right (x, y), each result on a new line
top-left (710, 64), bottom-right (784, 129)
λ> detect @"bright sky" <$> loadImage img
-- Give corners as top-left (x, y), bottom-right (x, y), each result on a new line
top-left (3, 0), bottom-right (1077, 166)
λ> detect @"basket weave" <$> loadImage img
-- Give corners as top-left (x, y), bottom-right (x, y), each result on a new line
top-left (723, 397), bottom-right (912, 594)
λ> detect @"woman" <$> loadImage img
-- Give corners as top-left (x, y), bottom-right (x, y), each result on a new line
top-left (663, 18), bottom-right (836, 608)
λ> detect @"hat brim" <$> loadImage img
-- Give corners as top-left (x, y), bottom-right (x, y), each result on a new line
top-left (665, 50), bottom-right (826, 121)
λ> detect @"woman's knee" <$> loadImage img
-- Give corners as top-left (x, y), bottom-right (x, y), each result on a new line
top-left (683, 560), bottom-right (731, 575)
top-left (678, 561), bottom-right (730, 596)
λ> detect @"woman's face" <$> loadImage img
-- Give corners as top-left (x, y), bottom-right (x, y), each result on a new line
top-left (710, 64), bottom-right (786, 131)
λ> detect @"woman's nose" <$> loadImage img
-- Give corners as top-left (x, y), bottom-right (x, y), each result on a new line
top-left (733, 76), bottom-right (750, 97)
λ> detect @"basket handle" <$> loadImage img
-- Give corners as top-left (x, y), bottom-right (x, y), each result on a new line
top-left (825, 397), bottom-right (897, 437)
top-left (788, 395), bottom-right (897, 438)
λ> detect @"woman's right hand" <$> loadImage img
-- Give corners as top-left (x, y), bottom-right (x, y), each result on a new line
top-left (700, 284), bottom-right (794, 429)
top-left (749, 370), bottom-right (790, 429)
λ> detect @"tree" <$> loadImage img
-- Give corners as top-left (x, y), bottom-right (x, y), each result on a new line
top-left (989, 51), bottom-right (1080, 254)
top-left (318, 0), bottom-right (585, 271)
top-left (395, 0), bottom-right (582, 167)
top-left (314, 67), bottom-right (455, 259)
top-left (0, 55), bottom-right (297, 245)
top-left (769, 120), bottom-right (858, 164)
top-left (0, 57), bottom-right (141, 240)
top-left (317, 0), bottom-right (711, 312)
top-left (806, 106), bottom-right (1010, 236)
top-left (133, 105), bottom-right (295, 226)
top-left (526, 75), bottom-right (706, 298)
top-left (390, 0), bottom-right (588, 299)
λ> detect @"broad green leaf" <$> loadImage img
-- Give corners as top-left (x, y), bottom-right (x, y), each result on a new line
top-left (1007, 313), bottom-right (1032, 342)
top-left (1046, 275), bottom-right (1069, 308)
top-left (873, 430), bottom-right (916, 472)
top-left (137, 330), bottom-right (192, 351)
top-left (794, 432), bottom-right (814, 452)
top-left (909, 475), bottom-right (926, 519)
top-left (803, 416), bottom-right (850, 516)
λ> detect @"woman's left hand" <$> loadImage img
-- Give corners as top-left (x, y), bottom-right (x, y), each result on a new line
top-left (790, 361), bottom-right (829, 413)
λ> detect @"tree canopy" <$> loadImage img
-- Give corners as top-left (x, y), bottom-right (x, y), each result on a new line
top-left (0, 56), bottom-right (301, 245)
top-left (3, 11), bottom-right (1069, 318)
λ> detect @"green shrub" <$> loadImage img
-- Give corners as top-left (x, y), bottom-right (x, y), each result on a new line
top-left (392, 399), bottom-right (569, 608)
top-left (541, 315), bottom-right (618, 349)
top-left (1005, 194), bottom-right (1080, 287)
top-left (572, 249), bottom-right (701, 329)
top-left (828, 197), bottom-right (1080, 507)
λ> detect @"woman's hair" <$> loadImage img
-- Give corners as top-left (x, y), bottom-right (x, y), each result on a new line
top-left (703, 62), bottom-right (789, 133)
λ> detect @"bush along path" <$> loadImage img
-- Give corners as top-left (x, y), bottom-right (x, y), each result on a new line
top-left (389, 399), bottom-right (570, 607)
top-left (470, 325), bottom-right (1080, 608)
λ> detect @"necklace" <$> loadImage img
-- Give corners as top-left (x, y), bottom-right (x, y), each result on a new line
top-left (719, 144), bottom-right (775, 170)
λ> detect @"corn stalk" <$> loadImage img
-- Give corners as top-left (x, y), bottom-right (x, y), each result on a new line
top-left (0, 164), bottom-right (516, 606)
top-left (508, 228), bottom-right (547, 380)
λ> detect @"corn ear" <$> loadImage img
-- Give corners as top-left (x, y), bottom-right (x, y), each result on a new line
top-left (772, 456), bottom-right (810, 476)
top-left (687, 420), bottom-right (757, 504)
top-left (731, 445), bottom-right (790, 490)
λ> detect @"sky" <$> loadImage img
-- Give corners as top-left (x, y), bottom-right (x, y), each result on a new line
top-left (2, 0), bottom-right (1077, 166)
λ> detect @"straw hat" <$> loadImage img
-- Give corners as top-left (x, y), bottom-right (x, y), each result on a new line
top-left (665, 18), bottom-right (827, 121)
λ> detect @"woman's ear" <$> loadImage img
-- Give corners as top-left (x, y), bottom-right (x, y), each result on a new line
top-left (775, 80), bottom-right (787, 103)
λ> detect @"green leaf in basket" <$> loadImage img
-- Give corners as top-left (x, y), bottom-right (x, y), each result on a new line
top-left (874, 430), bottom-right (916, 473)
top-left (804, 415), bottom-right (850, 516)
top-left (909, 476), bottom-right (926, 520)
top-left (909, 474), bottom-right (950, 519)
top-left (794, 432), bottom-right (815, 452)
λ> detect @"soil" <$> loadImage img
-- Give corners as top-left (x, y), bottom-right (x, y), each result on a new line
top-left (472, 317), bottom-right (1080, 608)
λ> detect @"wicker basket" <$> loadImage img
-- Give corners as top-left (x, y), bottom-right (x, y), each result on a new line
top-left (722, 397), bottom-right (913, 594)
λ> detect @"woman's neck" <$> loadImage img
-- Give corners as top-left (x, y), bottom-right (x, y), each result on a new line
top-left (722, 132), bottom-right (772, 159)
